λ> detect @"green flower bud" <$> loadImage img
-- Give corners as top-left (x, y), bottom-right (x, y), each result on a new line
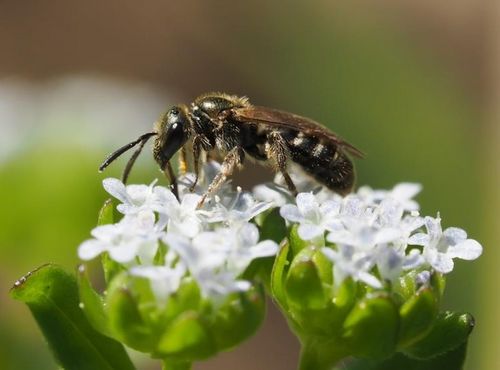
top-left (271, 240), bottom-right (291, 309)
top-left (285, 247), bottom-right (328, 310)
top-left (404, 311), bottom-right (475, 360)
top-left (289, 224), bottom-right (309, 256)
top-left (106, 273), bottom-right (156, 352)
top-left (342, 294), bottom-right (399, 359)
top-left (157, 311), bottom-right (215, 360)
top-left (212, 286), bottom-right (266, 351)
top-left (398, 288), bottom-right (438, 348)
top-left (76, 265), bottom-right (111, 337)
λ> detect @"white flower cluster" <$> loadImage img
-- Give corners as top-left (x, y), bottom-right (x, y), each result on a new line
top-left (78, 161), bottom-right (278, 303)
top-left (79, 161), bottom-right (483, 302)
top-left (269, 180), bottom-right (483, 289)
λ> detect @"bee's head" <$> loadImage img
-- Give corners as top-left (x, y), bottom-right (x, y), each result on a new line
top-left (153, 105), bottom-right (191, 167)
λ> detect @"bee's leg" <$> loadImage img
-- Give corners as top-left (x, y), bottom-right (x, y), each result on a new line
top-left (190, 136), bottom-right (203, 191)
top-left (197, 147), bottom-right (244, 208)
top-left (267, 131), bottom-right (298, 196)
top-left (163, 161), bottom-right (179, 199)
top-left (178, 146), bottom-right (188, 175)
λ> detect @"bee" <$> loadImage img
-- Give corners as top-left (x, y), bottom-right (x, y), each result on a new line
top-left (99, 92), bottom-right (363, 206)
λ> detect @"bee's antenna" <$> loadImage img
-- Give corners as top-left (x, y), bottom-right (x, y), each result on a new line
top-left (121, 133), bottom-right (157, 184)
top-left (98, 132), bottom-right (157, 178)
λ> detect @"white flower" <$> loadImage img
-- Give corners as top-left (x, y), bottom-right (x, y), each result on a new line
top-left (408, 216), bottom-right (483, 273)
top-left (78, 211), bottom-right (162, 264)
top-left (193, 223), bottom-right (278, 274)
top-left (374, 246), bottom-right (423, 283)
top-left (162, 223), bottom-right (277, 301)
top-left (357, 183), bottom-right (422, 211)
top-left (163, 233), bottom-right (251, 301)
top-left (204, 189), bottom-right (273, 227)
top-left (280, 192), bottom-right (343, 241)
top-left (103, 178), bottom-right (166, 215)
top-left (321, 245), bottom-right (382, 289)
top-left (326, 216), bottom-right (402, 252)
top-left (130, 261), bottom-right (186, 303)
top-left (253, 182), bottom-right (294, 208)
top-left (373, 198), bottom-right (424, 250)
top-left (158, 192), bottom-right (205, 238)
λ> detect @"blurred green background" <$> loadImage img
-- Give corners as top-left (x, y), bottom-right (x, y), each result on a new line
top-left (0, 1), bottom-right (498, 369)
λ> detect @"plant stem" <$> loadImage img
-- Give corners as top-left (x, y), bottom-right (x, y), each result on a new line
top-left (299, 338), bottom-right (348, 370)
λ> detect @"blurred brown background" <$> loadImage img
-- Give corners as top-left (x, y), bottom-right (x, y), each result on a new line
top-left (0, 1), bottom-right (498, 369)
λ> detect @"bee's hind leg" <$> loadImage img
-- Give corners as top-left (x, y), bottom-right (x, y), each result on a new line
top-left (266, 131), bottom-right (298, 196)
top-left (197, 147), bottom-right (244, 208)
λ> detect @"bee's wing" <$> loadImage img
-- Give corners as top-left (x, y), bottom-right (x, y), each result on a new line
top-left (231, 106), bottom-right (364, 158)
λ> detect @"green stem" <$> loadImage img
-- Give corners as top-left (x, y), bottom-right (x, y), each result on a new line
top-left (161, 359), bottom-right (192, 370)
top-left (299, 338), bottom-right (348, 370)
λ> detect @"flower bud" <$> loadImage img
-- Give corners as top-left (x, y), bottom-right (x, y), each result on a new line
top-left (342, 294), bottom-right (399, 359)
top-left (212, 286), bottom-right (266, 351)
top-left (285, 247), bottom-right (330, 310)
top-left (398, 288), bottom-right (438, 347)
top-left (403, 311), bottom-right (475, 360)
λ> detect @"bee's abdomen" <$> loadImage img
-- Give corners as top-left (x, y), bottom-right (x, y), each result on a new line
top-left (282, 130), bottom-right (355, 194)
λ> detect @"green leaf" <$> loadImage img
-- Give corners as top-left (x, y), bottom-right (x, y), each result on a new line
top-left (404, 311), bottom-right (474, 360)
top-left (338, 341), bottom-right (468, 370)
top-left (10, 264), bottom-right (135, 370)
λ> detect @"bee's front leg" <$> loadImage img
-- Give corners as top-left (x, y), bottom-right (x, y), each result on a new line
top-left (266, 131), bottom-right (298, 196)
top-left (197, 147), bottom-right (244, 208)
top-left (163, 161), bottom-right (179, 199)
top-left (190, 136), bottom-right (203, 192)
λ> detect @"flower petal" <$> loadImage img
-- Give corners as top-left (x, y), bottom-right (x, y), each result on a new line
top-left (102, 178), bottom-right (128, 203)
top-left (431, 253), bottom-right (454, 274)
top-left (391, 183), bottom-right (422, 201)
top-left (296, 192), bottom-right (319, 220)
top-left (108, 243), bottom-right (139, 263)
top-left (408, 232), bottom-right (429, 246)
top-left (425, 216), bottom-right (442, 239)
top-left (448, 239), bottom-right (482, 260)
top-left (78, 240), bottom-right (105, 260)
top-left (279, 204), bottom-right (303, 223)
top-left (298, 223), bottom-right (324, 240)
top-left (358, 271), bottom-right (383, 288)
top-left (443, 227), bottom-right (467, 246)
